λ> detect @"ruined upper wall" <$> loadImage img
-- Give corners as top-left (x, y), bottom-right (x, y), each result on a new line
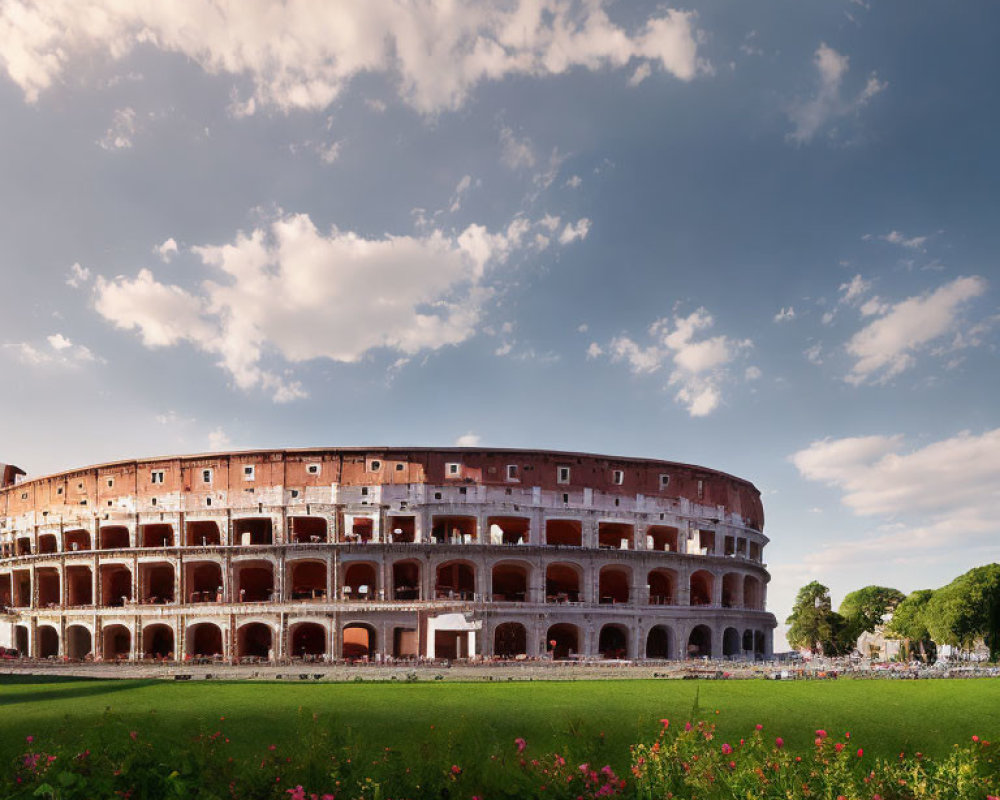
top-left (0, 464), bottom-right (25, 489)
top-left (0, 448), bottom-right (764, 531)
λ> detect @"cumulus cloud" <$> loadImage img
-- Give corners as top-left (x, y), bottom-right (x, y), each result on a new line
top-left (454, 432), bottom-right (481, 446)
top-left (787, 43), bottom-right (886, 144)
top-left (207, 427), bottom-right (231, 451)
top-left (599, 308), bottom-right (752, 416)
top-left (93, 210), bottom-right (587, 402)
top-left (845, 275), bottom-right (988, 384)
top-left (558, 218), bottom-right (591, 244)
top-left (156, 237), bottom-right (178, 262)
top-left (98, 106), bottom-right (136, 150)
top-left (791, 428), bottom-right (1000, 567)
top-left (4, 333), bottom-right (100, 368)
top-left (66, 262), bottom-right (91, 287)
top-left (773, 306), bottom-right (795, 323)
top-left (499, 127), bottom-right (535, 170)
top-left (0, 1), bottom-right (703, 113)
top-left (874, 230), bottom-right (928, 251)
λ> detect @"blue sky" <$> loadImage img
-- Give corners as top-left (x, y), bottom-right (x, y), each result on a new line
top-left (1, 1), bottom-right (997, 646)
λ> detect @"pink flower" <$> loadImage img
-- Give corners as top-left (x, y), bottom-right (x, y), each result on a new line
top-left (515, 737), bottom-right (527, 753)
top-left (815, 729), bottom-right (827, 739)
top-left (450, 765), bottom-right (462, 775)
top-left (972, 735), bottom-right (980, 743)
top-left (834, 743), bottom-right (844, 753)
top-left (755, 724), bottom-right (763, 731)
top-left (728, 760), bottom-right (736, 770)
top-left (684, 722), bottom-right (692, 732)
top-left (775, 737), bottom-right (784, 749)
top-left (857, 748), bottom-right (864, 758)
top-left (25, 736), bottom-right (33, 744)
top-left (268, 744), bottom-right (277, 751)
top-left (578, 763), bottom-right (590, 773)
top-left (721, 743), bottom-right (733, 755)
top-left (659, 718), bottom-right (670, 728)
top-left (130, 731), bottom-right (138, 741)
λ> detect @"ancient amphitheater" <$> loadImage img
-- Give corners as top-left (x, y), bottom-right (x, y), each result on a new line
top-left (0, 449), bottom-right (774, 664)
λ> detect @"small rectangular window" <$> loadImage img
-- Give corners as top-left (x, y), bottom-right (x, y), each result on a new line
top-left (506, 464), bottom-right (518, 481)
top-left (361, 487), bottom-right (369, 496)
top-left (612, 469), bottom-right (624, 485)
top-left (150, 470), bottom-right (165, 484)
top-left (57, 487), bottom-right (63, 495)
top-left (107, 479), bottom-right (114, 488)
top-left (243, 465), bottom-right (255, 481)
top-left (368, 459), bottom-right (382, 471)
top-left (290, 489), bottom-right (300, 499)
top-left (395, 462), bottom-right (405, 471)
top-left (557, 466), bottom-right (571, 484)
top-left (20, 492), bottom-right (27, 500)
top-left (562, 492), bottom-right (569, 504)
top-left (697, 479), bottom-right (704, 499)
top-left (445, 462), bottom-right (461, 478)
top-left (659, 474), bottom-right (670, 489)
top-left (306, 463), bottom-right (320, 475)
top-left (202, 469), bottom-right (213, 484)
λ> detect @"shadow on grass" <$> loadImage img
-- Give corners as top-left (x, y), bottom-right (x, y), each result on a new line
top-left (0, 678), bottom-right (157, 706)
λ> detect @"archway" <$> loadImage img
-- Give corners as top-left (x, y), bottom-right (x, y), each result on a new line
top-left (546, 623), bottom-right (579, 660)
top-left (101, 565), bottom-right (132, 606)
top-left (722, 573), bottom-right (742, 608)
top-left (36, 568), bottom-right (59, 607)
top-left (493, 622), bottom-right (527, 658)
top-left (235, 561), bottom-right (274, 602)
top-left (723, 627), bottom-right (741, 658)
top-left (545, 519), bottom-right (581, 546)
top-left (545, 563), bottom-right (581, 603)
top-left (38, 626), bottom-right (59, 658)
top-left (342, 562), bottom-right (377, 599)
top-left (645, 625), bottom-right (673, 659)
top-left (689, 571), bottom-right (713, 606)
top-left (14, 625), bottom-right (28, 657)
top-left (66, 565), bottom-right (94, 605)
top-left (648, 569), bottom-right (675, 605)
top-left (37, 534), bottom-right (58, 554)
top-left (744, 576), bottom-right (762, 610)
top-left (142, 624), bottom-right (174, 659)
top-left (598, 624), bottom-right (628, 659)
top-left (392, 561), bottom-right (420, 600)
top-left (289, 561), bottom-right (327, 600)
top-left (754, 630), bottom-right (766, 657)
top-left (290, 623), bottom-right (327, 659)
top-left (234, 518), bottom-right (273, 546)
top-left (66, 625), bottom-right (92, 660)
top-left (487, 516), bottom-right (530, 545)
top-left (342, 623), bottom-right (375, 660)
top-left (435, 561), bottom-right (475, 599)
top-left (598, 566), bottom-right (629, 604)
top-left (646, 525), bottom-right (678, 552)
top-left (186, 520), bottom-right (221, 546)
top-left (188, 623), bottom-right (224, 658)
top-left (432, 515), bottom-right (477, 544)
top-left (289, 516), bottom-right (327, 544)
top-left (185, 562), bottom-right (223, 603)
top-left (598, 522), bottom-right (633, 549)
top-left (237, 622), bottom-right (273, 661)
top-left (138, 563), bottom-right (174, 604)
top-left (102, 625), bottom-right (131, 660)
top-left (687, 625), bottom-right (712, 658)
top-left (491, 563), bottom-right (528, 602)
top-left (140, 524), bottom-right (173, 548)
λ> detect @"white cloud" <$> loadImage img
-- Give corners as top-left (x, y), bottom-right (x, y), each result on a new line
top-left (4, 333), bottom-right (99, 368)
top-left (845, 275), bottom-right (988, 384)
top-left (565, 175), bottom-right (582, 189)
top-left (558, 218), bottom-right (591, 244)
top-left (156, 237), bottom-right (178, 262)
top-left (744, 365), bottom-right (762, 381)
top-left (586, 341), bottom-right (603, 358)
top-left (804, 342), bottom-right (823, 364)
top-left (454, 432), bottom-right (481, 446)
top-left (499, 127), bottom-right (535, 170)
top-left (773, 306), bottom-right (795, 323)
top-left (207, 427), bottom-right (231, 451)
top-left (316, 139), bottom-right (342, 164)
top-left (449, 174), bottom-right (473, 213)
top-left (93, 209), bottom-right (586, 402)
top-left (98, 106), bottom-right (136, 150)
top-left (787, 43), bottom-right (886, 144)
top-left (1, 2), bottom-right (704, 113)
top-left (66, 262), bottom-right (91, 288)
top-left (791, 428), bottom-right (1000, 568)
top-left (628, 62), bottom-right (651, 86)
top-left (601, 307), bottom-right (751, 416)
top-left (876, 230), bottom-right (929, 251)
top-left (839, 274), bottom-right (870, 305)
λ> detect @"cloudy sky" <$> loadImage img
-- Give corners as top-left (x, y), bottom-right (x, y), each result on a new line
top-left (1, 1), bottom-right (997, 646)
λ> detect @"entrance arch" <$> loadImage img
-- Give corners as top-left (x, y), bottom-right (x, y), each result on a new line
top-left (645, 625), bottom-right (673, 659)
top-left (342, 623), bottom-right (376, 660)
top-left (723, 627), bottom-right (741, 658)
top-left (687, 625), bottom-right (712, 658)
top-left (38, 625), bottom-right (59, 658)
top-left (237, 622), bottom-right (273, 661)
top-left (65, 625), bottom-right (92, 660)
top-left (493, 622), bottom-right (527, 658)
top-left (142, 624), bottom-right (174, 659)
top-left (546, 623), bottom-right (579, 660)
top-left (187, 622), bottom-right (224, 659)
top-left (598, 624), bottom-right (628, 659)
top-left (290, 622), bottom-right (327, 660)
top-left (102, 625), bottom-right (131, 660)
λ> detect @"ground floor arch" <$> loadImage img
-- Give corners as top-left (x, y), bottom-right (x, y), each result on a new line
top-left (723, 626), bottom-right (741, 657)
top-left (187, 622), bottom-right (224, 658)
top-left (645, 625), bottom-right (674, 659)
top-left (342, 623), bottom-right (376, 660)
top-left (102, 624), bottom-right (131, 660)
top-left (237, 622), bottom-right (273, 661)
top-left (546, 623), bottom-right (579, 660)
top-left (493, 622), bottom-right (527, 658)
top-left (14, 624), bottom-right (29, 656)
top-left (687, 624), bottom-right (712, 658)
top-left (142, 624), bottom-right (174, 659)
top-left (290, 622), bottom-right (327, 659)
top-left (598, 623), bottom-right (628, 659)
top-left (38, 625), bottom-right (59, 658)
top-left (66, 624), bottom-right (92, 660)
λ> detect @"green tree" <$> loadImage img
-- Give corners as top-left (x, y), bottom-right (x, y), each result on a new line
top-left (838, 585), bottom-right (906, 644)
top-left (925, 564), bottom-right (1000, 661)
top-left (786, 581), bottom-right (848, 655)
top-left (886, 589), bottom-right (936, 662)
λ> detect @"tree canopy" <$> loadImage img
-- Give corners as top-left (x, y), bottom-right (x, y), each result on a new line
top-left (785, 581), bottom-right (848, 655)
top-left (886, 589), bottom-right (936, 662)
top-left (925, 564), bottom-right (1000, 661)
top-left (838, 585), bottom-right (905, 643)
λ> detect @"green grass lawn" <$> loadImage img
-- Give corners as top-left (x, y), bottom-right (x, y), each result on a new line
top-left (1, 676), bottom-right (998, 773)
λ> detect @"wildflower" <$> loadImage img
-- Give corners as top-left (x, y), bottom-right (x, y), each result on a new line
top-left (659, 718), bottom-right (670, 728)
top-left (515, 737), bottom-right (527, 753)
top-left (755, 724), bottom-right (763, 731)
top-left (578, 763), bottom-right (589, 773)
top-left (684, 722), bottom-right (692, 732)
top-left (728, 760), bottom-right (736, 770)
top-left (775, 737), bottom-right (784, 749)
top-left (25, 736), bottom-right (33, 744)
top-left (815, 729), bottom-right (827, 740)
top-left (972, 735), bottom-right (980, 743)
top-left (834, 743), bottom-right (844, 753)
top-left (721, 743), bottom-right (733, 755)
top-left (450, 765), bottom-right (462, 775)
top-left (857, 748), bottom-right (863, 758)
top-left (130, 730), bottom-right (138, 741)
top-left (844, 731), bottom-right (850, 739)
top-left (269, 744), bottom-right (277, 751)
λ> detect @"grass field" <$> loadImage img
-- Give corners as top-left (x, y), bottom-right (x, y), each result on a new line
top-left (2, 675), bottom-right (999, 773)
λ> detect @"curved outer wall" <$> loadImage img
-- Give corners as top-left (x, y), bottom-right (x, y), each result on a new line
top-left (0, 448), bottom-right (774, 663)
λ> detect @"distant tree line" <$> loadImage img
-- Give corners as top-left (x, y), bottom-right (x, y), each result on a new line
top-left (785, 563), bottom-right (1000, 661)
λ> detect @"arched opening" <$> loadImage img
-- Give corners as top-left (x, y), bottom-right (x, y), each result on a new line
top-left (63, 529), bottom-right (91, 552)
top-left (142, 624), bottom-right (174, 660)
top-left (66, 565), bottom-right (94, 606)
top-left (342, 623), bottom-right (375, 660)
top-left (646, 525), bottom-right (678, 552)
top-left (689, 570), bottom-right (713, 606)
top-left (15, 536), bottom-right (31, 556)
top-left (100, 526), bottom-right (130, 549)
top-left (491, 563), bottom-right (528, 602)
top-left (598, 566), bottom-right (630, 604)
top-left (290, 561), bottom-right (327, 600)
top-left (598, 624), bottom-right (628, 659)
top-left (546, 623), bottom-right (579, 660)
top-left (290, 623), bottom-right (327, 660)
top-left (598, 522), bottom-right (634, 550)
top-left (342, 562), bottom-right (377, 600)
top-left (744, 576), bottom-right (762, 610)
top-left (696, 529), bottom-right (715, 554)
top-left (494, 622), bottom-right (527, 658)
top-left (742, 629), bottom-right (754, 653)
top-left (754, 630), bottom-right (766, 657)
top-left (14, 625), bottom-right (29, 657)
top-left (392, 561), bottom-right (420, 600)
top-left (432, 515), bottom-right (477, 544)
top-left (234, 518), bottom-right (273, 546)
top-left (387, 515), bottom-right (416, 543)
top-left (37, 534), bottom-right (58, 554)
top-left (38, 626), bottom-right (59, 658)
top-left (393, 627), bottom-right (418, 658)
top-left (235, 561), bottom-right (274, 602)
top-left (722, 573), bottom-right (741, 608)
top-left (66, 625), bottom-right (92, 661)
top-left (289, 516), bottom-right (327, 544)
top-left (0, 574), bottom-right (10, 608)
top-left (646, 625), bottom-right (673, 659)
top-left (723, 627), bottom-right (741, 658)
top-left (140, 524), bottom-right (173, 548)
top-left (102, 625), bottom-right (131, 660)
top-left (186, 520), bottom-right (221, 547)
top-left (237, 622), bottom-right (273, 661)
top-left (187, 623), bottom-right (224, 659)
top-left (487, 516), bottom-right (530, 545)
top-left (346, 516), bottom-right (374, 543)
top-left (139, 563), bottom-right (174, 604)
top-left (546, 563), bottom-right (581, 603)
top-left (435, 561), bottom-right (476, 599)
top-left (36, 567), bottom-right (60, 607)
top-left (13, 570), bottom-right (31, 607)
top-left (648, 569), bottom-right (676, 605)
top-left (545, 519), bottom-right (581, 546)
top-left (185, 562), bottom-right (223, 603)
top-left (687, 625), bottom-right (712, 659)
top-left (100, 564), bottom-right (132, 606)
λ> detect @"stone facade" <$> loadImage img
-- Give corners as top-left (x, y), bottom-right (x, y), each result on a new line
top-left (0, 448), bottom-right (775, 663)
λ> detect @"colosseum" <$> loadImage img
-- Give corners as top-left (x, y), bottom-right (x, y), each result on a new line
top-left (0, 449), bottom-right (774, 665)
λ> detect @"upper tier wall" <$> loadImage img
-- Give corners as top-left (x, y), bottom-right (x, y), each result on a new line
top-left (0, 448), bottom-right (764, 531)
